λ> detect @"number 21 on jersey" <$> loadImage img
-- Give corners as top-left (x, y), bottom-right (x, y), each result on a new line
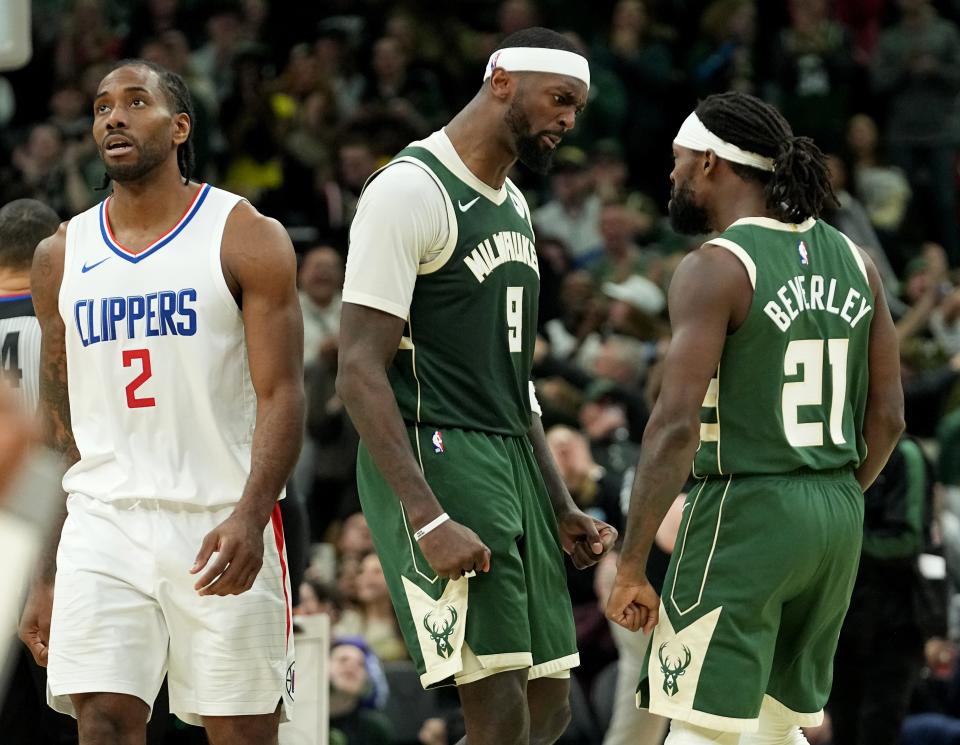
top-left (782, 338), bottom-right (849, 447)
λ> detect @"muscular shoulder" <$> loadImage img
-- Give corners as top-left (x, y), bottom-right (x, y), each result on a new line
top-left (30, 222), bottom-right (70, 314)
top-left (669, 243), bottom-right (753, 328)
top-left (221, 201), bottom-right (296, 294)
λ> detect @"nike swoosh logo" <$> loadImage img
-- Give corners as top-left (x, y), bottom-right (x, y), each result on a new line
top-left (458, 197), bottom-right (480, 212)
top-left (81, 257), bottom-right (111, 273)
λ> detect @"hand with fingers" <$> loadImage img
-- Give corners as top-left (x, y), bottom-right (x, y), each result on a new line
top-left (416, 518), bottom-right (491, 581)
top-left (556, 508), bottom-right (618, 569)
top-left (19, 581), bottom-right (54, 666)
top-left (605, 571), bottom-right (660, 634)
top-left (191, 511), bottom-right (265, 596)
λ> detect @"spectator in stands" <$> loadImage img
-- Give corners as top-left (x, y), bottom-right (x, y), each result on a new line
top-left (533, 147), bottom-right (603, 260)
top-left (846, 113), bottom-right (912, 263)
top-left (191, 3), bottom-right (242, 104)
top-left (765, 0), bottom-right (858, 152)
top-left (539, 271), bottom-right (606, 372)
top-left (300, 246), bottom-right (344, 362)
top-left (594, 1), bottom-right (675, 196)
top-left (329, 639), bottom-right (393, 745)
top-left (687, 0), bottom-right (757, 97)
top-left (829, 436), bottom-right (931, 745)
top-left (359, 36), bottom-right (445, 136)
top-left (296, 578), bottom-right (344, 624)
top-left (872, 0), bottom-right (960, 265)
top-left (578, 380), bottom-right (643, 484)
top-left (583, 203), bottom-right (658, 285)
top-left (1, 123), bottom-right (91, 217)
top-left (352, 552), bottom-right (409, 663)
top-left (546, 426), bottom-right (622, 693)
top-left (602, 275), bottom-right (668, 342)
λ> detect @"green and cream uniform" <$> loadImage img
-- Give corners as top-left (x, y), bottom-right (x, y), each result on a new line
top-left (639, 216), bottom-right (873, 732)
top-left (343, 130), bottom-right (578, 688)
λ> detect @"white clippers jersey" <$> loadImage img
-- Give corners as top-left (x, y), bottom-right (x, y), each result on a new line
top-left (59, 184), bottom-right (256, 508)
top-left (0, 294), bottom-right (41, 412)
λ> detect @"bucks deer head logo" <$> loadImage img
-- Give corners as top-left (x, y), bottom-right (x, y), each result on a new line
top-left (423, 606), bottom-right (458, 659)
top-left (658, 642), bottom-right (692, 696)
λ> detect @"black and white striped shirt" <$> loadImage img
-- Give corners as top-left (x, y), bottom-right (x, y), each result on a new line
top-left (0, 294), bottom-right (40, 412)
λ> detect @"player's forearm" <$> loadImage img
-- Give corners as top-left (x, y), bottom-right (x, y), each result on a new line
top-left (36, 330), bottom-right (79, 582)
top-left (855, 401), bottom-right (905, 492)
top-left (337, 363), bottom-right (443, 527)
top-left (527, 415), bottom-right (577, 517)
top-left (619, 411), bottom-right (699, 574)
top-left (235, 382), bottom-right (305, 527)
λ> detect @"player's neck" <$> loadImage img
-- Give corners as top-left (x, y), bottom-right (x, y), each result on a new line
top-left (107, 165), bottom-right (200, 234)
top-left (0, 268), bottom-right (29, 295)
top-left (445, 104), bottom-right (515, 189)
top-left (712, 190), bottom-right (772, 233)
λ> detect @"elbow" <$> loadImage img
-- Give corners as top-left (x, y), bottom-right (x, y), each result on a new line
top-left (647, 410), bottom-right (700, 453)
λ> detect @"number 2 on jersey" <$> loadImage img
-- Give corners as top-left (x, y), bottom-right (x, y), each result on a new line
top-left (123, 349), bottom-right (156, 408)
top-left (781, 338), bottom-right (849, 447)
top-left (506, 286), bottom-right (523, 352)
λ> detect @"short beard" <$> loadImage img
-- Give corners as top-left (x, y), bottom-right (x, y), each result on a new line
top-left (668, 181), bottom-right (712, 235)
top-left (505, 96), bottom-right (555, 175)
top-left (101, 140), bottom-right (172, 184)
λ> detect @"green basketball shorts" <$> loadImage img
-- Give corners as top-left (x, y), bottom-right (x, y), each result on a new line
top-left (637, 468), bottom-right (863, 733)
top-left (357, 425), bottom-right (579, 688)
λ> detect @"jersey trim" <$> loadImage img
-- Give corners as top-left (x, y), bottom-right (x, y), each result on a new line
top-left (838, 233), bottom-right (869, 284)
top-left (387, 156), bottom-right (459, 276)
top-left (0, 297), bottom-right (35, 320)
top-left (670, 476), bottom-right (732, 617)
top-left (728, 216), bottom-right (817, 233)
top-left (99, 183), bottom-right (211, 264)
top-left (709, 238), bottom-right (756, 289)
top-left (0, 293), bottom-right (31, 303)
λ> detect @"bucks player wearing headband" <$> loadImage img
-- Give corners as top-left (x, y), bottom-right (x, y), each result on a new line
top-left (338, 27), bottom-right (617, 745)
top-left (604, 92), bottom-right (904, 745)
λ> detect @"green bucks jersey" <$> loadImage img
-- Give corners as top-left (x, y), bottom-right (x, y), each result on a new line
top-left (693, 216), bottom-right (873, 477)
top-left (375, 145), bottom-right (540, 436)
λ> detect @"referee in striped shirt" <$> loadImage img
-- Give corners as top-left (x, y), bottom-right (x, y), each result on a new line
top-left (0, 199), bottom-right (59, 413)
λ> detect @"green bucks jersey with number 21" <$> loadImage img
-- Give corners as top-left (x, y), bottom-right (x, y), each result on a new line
top-left (380, 145), bottom-right (539, 437)
top-left (694, 217), bottom-right (873, 477)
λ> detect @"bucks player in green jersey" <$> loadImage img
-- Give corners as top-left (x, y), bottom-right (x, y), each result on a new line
top-left (604, 92), bottom-right (905, 745)
top-left (337, 27), bottom-right (617, 745)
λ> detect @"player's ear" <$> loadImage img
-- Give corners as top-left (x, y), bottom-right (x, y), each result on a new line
top-left (702, 149), bottom-right (718, 176)
top-left (172, 112), bottom-right (190, 147)
top-left (488, 68), bottom-right (516, 102)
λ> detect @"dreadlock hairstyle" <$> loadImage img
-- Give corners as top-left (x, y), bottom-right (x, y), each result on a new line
top-left (695, 92), bottom-right (837, 223)
top-left (97, 59), bottom-right (196, 189)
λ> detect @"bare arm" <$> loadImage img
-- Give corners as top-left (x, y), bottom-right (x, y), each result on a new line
top-left (527, 414), bottom-right (618, 567)
top-left (31, 225), bottom-right (78, 580)
top-left (19, 224), bottom-right (75, 666)
top-left (856, 249), bottom-right (906, 491)
top-left (607, 246), bottom-right (743, 633)
top-left (618, 247), bottom-right (736, 576)
top-left (191, 203), bottom-right (305, 595)
top-left (337, 302), bottom-right (490, 579)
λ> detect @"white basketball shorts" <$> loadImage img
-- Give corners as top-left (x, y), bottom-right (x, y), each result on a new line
top-left (47, 493), bottom-right (295, 725)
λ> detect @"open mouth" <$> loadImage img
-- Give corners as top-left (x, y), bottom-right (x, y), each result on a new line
top-left (541, 134), bottom-right (561, 150)
top-left (104, 137), bottom-right (135, 155)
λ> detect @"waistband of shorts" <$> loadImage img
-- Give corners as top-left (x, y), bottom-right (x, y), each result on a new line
top-left (703, 465), bottom-right (857, 483)
top-left (403, 421), bottom-right (527, 440)
top-left (69, 492), bottom-right (243, 514)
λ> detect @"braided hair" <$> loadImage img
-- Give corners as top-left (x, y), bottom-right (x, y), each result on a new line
top-left (695, 92), bottom-right (837, 223)
top-left (97, 59), bottom-right (196, 188)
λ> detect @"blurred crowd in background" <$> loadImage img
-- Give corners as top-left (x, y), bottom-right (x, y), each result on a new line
top-left (9, 0), bottom-right (960, 743)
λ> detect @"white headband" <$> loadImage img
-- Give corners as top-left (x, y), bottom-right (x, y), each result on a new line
top-left (484, 47), bottom-right (590, 89)
top-left (674, 112), bottom-right (776, 172)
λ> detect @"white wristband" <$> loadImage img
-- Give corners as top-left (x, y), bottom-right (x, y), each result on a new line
top-left (414, 512), bottom-right (450, 542)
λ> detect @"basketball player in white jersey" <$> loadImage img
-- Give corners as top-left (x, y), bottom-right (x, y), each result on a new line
top-left (18, 60), bottom-right (304, 745)
top-left (0, 199), bottom-right (60, 412)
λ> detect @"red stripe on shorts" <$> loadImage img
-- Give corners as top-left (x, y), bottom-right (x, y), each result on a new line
top-left (271, 504), bottom-right (291, 650)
